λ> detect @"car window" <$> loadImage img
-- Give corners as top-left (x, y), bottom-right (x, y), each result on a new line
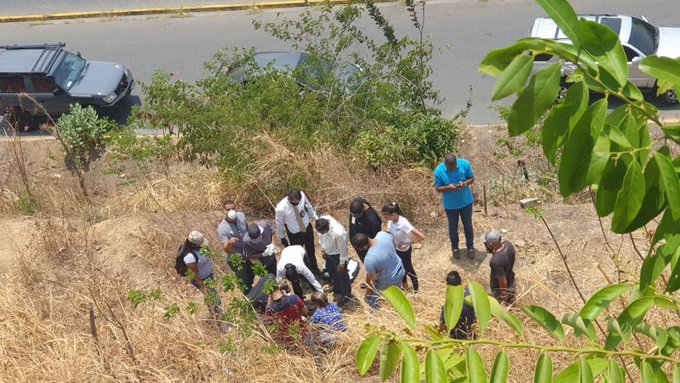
top-left (31, 77), bottom-right (57, 93)
top-left (629, 17), bottom-right (659, 56)
top-left (53, 52), bottom-right (86, 90)
top-left (600, 17), bottom-right (622, 35)
top-left (0, 77), bottom-right (25, 93)
top-left (623, 46), bottom-right (640, 62)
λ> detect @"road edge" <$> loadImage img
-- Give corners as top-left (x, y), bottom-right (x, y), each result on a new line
top-left (0, 0), bottom-right (395, 23)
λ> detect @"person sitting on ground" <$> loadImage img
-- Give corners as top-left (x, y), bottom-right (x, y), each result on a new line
top-left (176, 231), bottom-right (222, 319)
top-left (265, 280), bottom-right (308, 343)
top-left (276, 245), bottom-right (324, 300)
top-left (316, 215), bottom-right (353, 306)
top-left (381, 202), bottom-right (426, 293)
top-left (348, 197), bottom-right (383, 262)
top-left (484, 230), bottom-right (517, 304)
top-left (439, 270), bottom-right (476, 340)
top-left (351, 232), bottom-right (405, 309)
top-left (246, 273), bottom-right (276, 313)
top-left (309, 292), bottom-right (347, 346)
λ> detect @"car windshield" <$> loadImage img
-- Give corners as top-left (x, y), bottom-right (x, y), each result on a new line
top-left (629, 17), bottom-right (659, 56)
top-left (53, 52), bottom-right (86, 90)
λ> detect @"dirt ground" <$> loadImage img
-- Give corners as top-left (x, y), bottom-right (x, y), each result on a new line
top-left (0, 128), bottom-right (662, 382)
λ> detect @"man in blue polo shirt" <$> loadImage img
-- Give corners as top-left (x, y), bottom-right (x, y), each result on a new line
top-left (434, 153), bottom-right (475, 259)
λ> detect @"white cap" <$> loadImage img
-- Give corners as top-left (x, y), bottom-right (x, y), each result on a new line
top-left (188, 231), bottom-right (209, 247)
top-left (484, 230), bottom-right (502, 243)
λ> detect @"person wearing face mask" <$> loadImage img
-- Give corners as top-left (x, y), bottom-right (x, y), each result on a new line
top-left (484, 230), bottom-right (516, 304)
top-left (275, 188), bottom-right (321, 275)
top-left (348, 197), bottom-right (382, 262)
top-left (217, 199), bottom-right (250, 292)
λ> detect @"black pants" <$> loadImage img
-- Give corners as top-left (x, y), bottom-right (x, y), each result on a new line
top-left (287, 274), bottom-right (317, 300)
top-left (325, 254), bottom-right (352, 299)
top-left (397, 247), bottom-right (419, 292)
top-left (228, 256), bottom-right (277, 295)
top-left (287, 224), bottom-right (320, 274)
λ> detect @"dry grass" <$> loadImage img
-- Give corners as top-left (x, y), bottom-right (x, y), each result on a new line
top-left (0, 129), bottom-right (674, 382)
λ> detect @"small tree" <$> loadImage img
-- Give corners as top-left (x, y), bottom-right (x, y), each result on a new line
top-left (56, 104), bottom-right (115, 197)
top-left (356, 0), bottom-right (680, 381)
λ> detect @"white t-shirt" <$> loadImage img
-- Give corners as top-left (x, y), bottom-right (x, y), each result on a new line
top-left (387, 216), bottom-right (414, 252)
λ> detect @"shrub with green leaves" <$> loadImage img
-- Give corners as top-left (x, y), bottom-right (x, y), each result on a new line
top-left (57, 104), bottom-right (114, 166)
top-left (356, 0), bottom-right (680, 381)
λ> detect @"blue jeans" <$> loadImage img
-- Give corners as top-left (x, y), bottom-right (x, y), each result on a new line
top-left (191, 274), bottom-right (222, 317)
top-left (445, 203), bottom-right (474, 250)
top-left (365, 267), bottom-right (405, 309)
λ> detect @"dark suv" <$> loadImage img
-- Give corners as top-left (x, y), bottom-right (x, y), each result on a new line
top-left (0, 43), bottom-right (134, 131)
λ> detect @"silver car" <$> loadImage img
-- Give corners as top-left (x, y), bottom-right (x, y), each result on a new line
top-left (530, 15), bottom-right (680, 104)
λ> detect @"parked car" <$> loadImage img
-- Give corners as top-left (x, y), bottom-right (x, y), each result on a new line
top-left (530, 15), bottom-right (680, 104)
top-left (0, 43), bottom-right (134, 131)
top-left (222, 51), bottom-right (362, 94)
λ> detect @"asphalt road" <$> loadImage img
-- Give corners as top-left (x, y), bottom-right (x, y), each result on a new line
top-left (1, 0), bottom-right (679, 124)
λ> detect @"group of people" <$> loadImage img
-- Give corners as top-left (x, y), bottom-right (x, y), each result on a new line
top-left (174, 152), bottom-right (518, 344)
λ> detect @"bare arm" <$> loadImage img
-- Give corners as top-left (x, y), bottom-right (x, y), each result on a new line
top-left (459, 177), bottom-right (475, 188)
top-left (365, 272), bottom-right (377, 300)
top-left (410, 227), bottom-right (426, 244)
top-left (496, 276), bottom-right (508, 300)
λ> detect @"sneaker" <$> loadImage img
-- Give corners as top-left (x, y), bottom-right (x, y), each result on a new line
top-left (466, 248), bottom-right (476, 259)
top-left (453, 248), bottom-right (462, 259)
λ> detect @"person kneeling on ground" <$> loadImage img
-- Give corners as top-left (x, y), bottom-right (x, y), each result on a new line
top-left (310, 292), bottom-right (347, 347)
top-left (484, 230), bottom-right (517, 304)
top-left (265, 281), bottom-right (308, 343)
top-left (175, 231), bottom-right (222, 319)
top-left (439, 270), bottom-right (476, 340)
top-left (316, 215), bottom-right (353, 306)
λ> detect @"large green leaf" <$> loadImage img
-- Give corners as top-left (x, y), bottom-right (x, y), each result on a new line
top-left (534, 354), bottom-right (553, 383)
top-left (492, 54), bottom-right (534, 101)
top-left (635, 324), bottom-right (669, 350)
top-left (611, 160), bottom-right (645, 233)
top-left (554, 358), bottom-right (607, 383)
top-left (606, 297), bottom-right (655, 350)
top-left (542, 81), bottom-right (589, 163)
top-left (523, 305), bottom-right (565, 340)
top-left (535, 0), bottom-right (581, 48)
top-left (382, 285), bottom-right (416, 329)
top-left (605, 360), bottom-right (625, 383)
top-left (489, 296), bottom-right (524, 335)
top-left (356, 335), bottom-right (380, 375)
top-left (580, 284), bottom-right (632, 320)
top-left (508, 62), bottom-right (562, 137)
top-left (562, 313), bottom-right (596, 341)
top-left (640, 360), bottom-right (655, 383)
top-left (468, 281), bottom-right (491, 331)
top-left (489, 351), bottom-right (509, 383)
top-left (655, 152), bottom-right (680, 221)
top-left (666, 246), bottom-right (680, 293)
top-left (639, 56), bottom-right (680, 89)
top-left (480, 40), bottom-right (540, 76)
top-left (673, 363), bottom-right (680, 383)
top-left (425, 350), bottom-right (446, 383)
top-left (400, 343), bottom-right (420, 383)
top-left (379, 339), bottom-right (401, 381)
top-left (559, 99), bottom-right (608, 196)
top-left (640, 252), bottom-right (668, 290)
top-left (661, 125), bottom-right (680, 145)
top-left (578, 357), bottom-right (594, 383)
top-left (578, 19), bottom-right (628, 87)
top-left (444, 285), bottom-right (465, 334)
top-left (651, 209), bottom-right (680, 246)
top-left (624, 156), bottom-right (666, 232)
top-left (466, 347), bottom-right (488, 383)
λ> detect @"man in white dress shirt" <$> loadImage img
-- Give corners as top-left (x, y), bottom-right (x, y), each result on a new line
top-left (316, 215), bottom-right (352, 306)
top-left (275, 188), bottom-right (321, 274)
top-left (276, 245), bottom-right (323, 299)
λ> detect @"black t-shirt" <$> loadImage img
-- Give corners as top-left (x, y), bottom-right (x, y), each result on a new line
top-left (348, 199), bottom-right (382, 240)
top-left (489, 241), bottom-right (516, 290)
top-left (439, 289), bottom-right (476, 339)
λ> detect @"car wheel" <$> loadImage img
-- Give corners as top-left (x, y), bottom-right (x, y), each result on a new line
top-left (18, 111), bottom-right (38, 132)
top-left (659, 88), bottom-right (678, 105)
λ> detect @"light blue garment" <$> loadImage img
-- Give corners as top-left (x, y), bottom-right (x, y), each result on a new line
top-left (364, 232), bottom-right (405, 291)
top-left (433, 159), bottom-right (474, 210)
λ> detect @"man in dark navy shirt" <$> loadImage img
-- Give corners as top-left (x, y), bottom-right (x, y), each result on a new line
top-left (349, 197), bottom-right (382, 262)
top-left (439, 270), bottom-right (476, 339)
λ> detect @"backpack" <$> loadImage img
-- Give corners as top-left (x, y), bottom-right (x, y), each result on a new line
top-left (175, 246), bottom-right (200, 276)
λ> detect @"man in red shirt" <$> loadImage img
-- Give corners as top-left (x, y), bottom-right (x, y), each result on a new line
top-left (265, 282), bottom-right (309, 343)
